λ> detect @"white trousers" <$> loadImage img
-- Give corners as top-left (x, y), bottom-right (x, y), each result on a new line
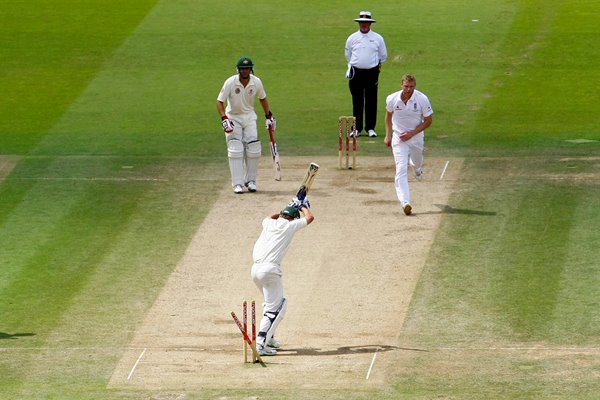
top-left (251, 263), bottom-right (284, 342)
top-left (391, 132), bottom-right (424, 205)
top-left (226, 114), bottom-right (259, 187)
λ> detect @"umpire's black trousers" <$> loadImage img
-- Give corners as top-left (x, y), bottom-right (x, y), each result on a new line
top-left (348, 65), bottom-right (380, 134)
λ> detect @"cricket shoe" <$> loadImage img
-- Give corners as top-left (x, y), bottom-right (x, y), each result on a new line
top-left (233, 184), bottom-right (244, 194)
top-left (350, 130), bottom-right (361, 138)
top-left (402, 202), bottom-right (412, 216)
top-left (414, 167), bottom-right (424, 181)
top-left (367, 129), bottom-right (378, 137)
top-left (409, 159), bottom-right (423, 181)
top-left (258, 345), bottom-right (277, 356)
top-left (246, 181), bottom-right (257, 192)
top-left (267, 337), bottom-right (281, 349)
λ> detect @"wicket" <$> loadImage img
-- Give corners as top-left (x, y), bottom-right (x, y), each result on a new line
top-left (338, 116), bottom-right (357, 169)
top-left (242, 300), bottom-right (257, 363)
top-left (231, 300), bottom-right (266, 366)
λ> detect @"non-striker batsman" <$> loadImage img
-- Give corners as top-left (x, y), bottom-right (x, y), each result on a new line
top-left (217, 57), bottom-right (276, 194)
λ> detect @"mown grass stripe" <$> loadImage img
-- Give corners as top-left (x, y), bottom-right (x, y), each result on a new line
top-left (491, 183), bottom-right (574, 340)
top-left (1, 181), bottom-right (147, 338)
top-left (0, 0), bottom-right (160, 153)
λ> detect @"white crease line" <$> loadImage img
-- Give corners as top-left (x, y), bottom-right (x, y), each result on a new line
top-left (127, 347), bottom-right (147, 381)
top-left (440, 160), bottom-right (450, 181)
top-left (366, 350), bottom-right (378, 380)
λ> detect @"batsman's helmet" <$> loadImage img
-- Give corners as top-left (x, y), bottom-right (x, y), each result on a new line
top-left (280, 206), bottom-right (300, 219)
top-left (236, 57), bottom-right (254, 72)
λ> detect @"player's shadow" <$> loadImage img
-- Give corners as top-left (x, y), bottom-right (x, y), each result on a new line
top-left (255, 190), bottom-right (292, 197)
top-left (278, 344), bottom-right (426, 356)
top-left (419, 204), bottom-right (496, 216)
top-left (0, 332), bottom-right (36, 339)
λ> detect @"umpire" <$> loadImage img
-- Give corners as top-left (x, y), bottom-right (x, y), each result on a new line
top-left (345, 11), bottom-right (387, 137)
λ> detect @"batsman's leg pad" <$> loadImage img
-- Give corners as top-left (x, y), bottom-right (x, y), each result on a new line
top-left (261, 298), bottom-right (287, 348)
top-left (227, 139), bottom-right (244, 158)
top-left (246, 140), bottom-right (262, 158)
top-left (245, 140), bottom-right (262, 183)
top-left (227, 139), bottom-right (244, 187)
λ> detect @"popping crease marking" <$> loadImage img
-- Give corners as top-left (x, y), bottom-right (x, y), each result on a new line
top-left (127, 347), bottom-right (147, 381)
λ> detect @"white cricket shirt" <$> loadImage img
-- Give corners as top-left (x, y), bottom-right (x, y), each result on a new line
top-left (217, 74), bottom-right (266, 117)
top-left (345, 30), bottom-right (387, 69)
top-left (386, 89), bottom-right (433, 134)
top-left (252, 217), bottom-right (307, 266)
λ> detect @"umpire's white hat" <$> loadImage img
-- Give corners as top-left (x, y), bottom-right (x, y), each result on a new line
top-left (354, 11), bottom-right (376, 23)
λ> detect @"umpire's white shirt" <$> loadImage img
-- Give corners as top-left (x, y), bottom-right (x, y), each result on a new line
top-left (345, 30), bottom-right (387, 69)
top-left (217, 74), bottom-right (266, 119)
top-left (386, 89), bottom-right (433, 134)
top-left (252, 217), bottom-right (307, 270)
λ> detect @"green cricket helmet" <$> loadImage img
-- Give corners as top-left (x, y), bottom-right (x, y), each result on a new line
top-left (236, 57), bottom-right (254, 72)
top-left (280, 206), bottom-right (300, 219)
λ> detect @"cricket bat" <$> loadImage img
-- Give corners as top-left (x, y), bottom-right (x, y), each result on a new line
top-left (295, 162), bottom-right (319, 201)
top-left (231, 311), bottom-right (267, 367)
top-left (268, 125), bottom-right (282, 181)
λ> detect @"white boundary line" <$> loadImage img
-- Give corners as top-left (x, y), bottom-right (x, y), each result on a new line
top-left (439, 160), bottom-right (450, 181)
top-left (127, 347), bottom-right (147, 381)
top-left (365, 350), bottom-right (378, 380)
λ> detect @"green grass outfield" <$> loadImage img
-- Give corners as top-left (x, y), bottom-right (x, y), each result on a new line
top-left (1, 0), bottom-right (599, 398)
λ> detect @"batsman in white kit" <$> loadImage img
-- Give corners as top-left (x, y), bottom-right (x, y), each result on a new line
top-left (251, 198), bottom-right (314, 356)
top-left (216, 57), bottom-right (276, 194)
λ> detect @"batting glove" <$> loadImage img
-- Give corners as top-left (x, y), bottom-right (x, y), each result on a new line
top-left (301, 197), bottom-right (311, 209)
top-left (221, 116), bottom-right (234, 133)
top-left (287, 197), bottom-right (302, 209)
top-left (265, 111), bottom-right (276, 131)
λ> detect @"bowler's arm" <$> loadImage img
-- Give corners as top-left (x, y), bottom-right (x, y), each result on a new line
top-left (384, 111), bottom-right (393, 147)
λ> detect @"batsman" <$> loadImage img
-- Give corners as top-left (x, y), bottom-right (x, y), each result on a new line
top-left (250, 196), bottom-right (314, 356)
top-left (216, 57), bottom-right (276, 194)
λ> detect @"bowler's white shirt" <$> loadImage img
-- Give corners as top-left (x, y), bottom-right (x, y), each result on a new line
top-left (345, 30), bottom-right (387, 69)
top-left (386, 89), bottom-right (433, 134)
top-left (252, 217), bottom-right (307, 267)
top-left (217, 74), bottom-right (266, 117)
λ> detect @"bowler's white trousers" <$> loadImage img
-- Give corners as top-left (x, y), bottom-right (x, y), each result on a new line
top-left (391, 132), bottom-right (424, 205)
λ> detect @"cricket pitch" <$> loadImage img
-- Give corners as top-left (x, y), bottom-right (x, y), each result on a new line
top-left (109, 156), bottom-right (462, 391)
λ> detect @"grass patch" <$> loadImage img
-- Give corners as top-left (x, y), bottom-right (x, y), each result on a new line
top-left (399, 156), bottom-right (599, 399)
top-left (0, 0), bottom-right (160, 153)
top-left (0, 156), bottom-right (226, 397)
